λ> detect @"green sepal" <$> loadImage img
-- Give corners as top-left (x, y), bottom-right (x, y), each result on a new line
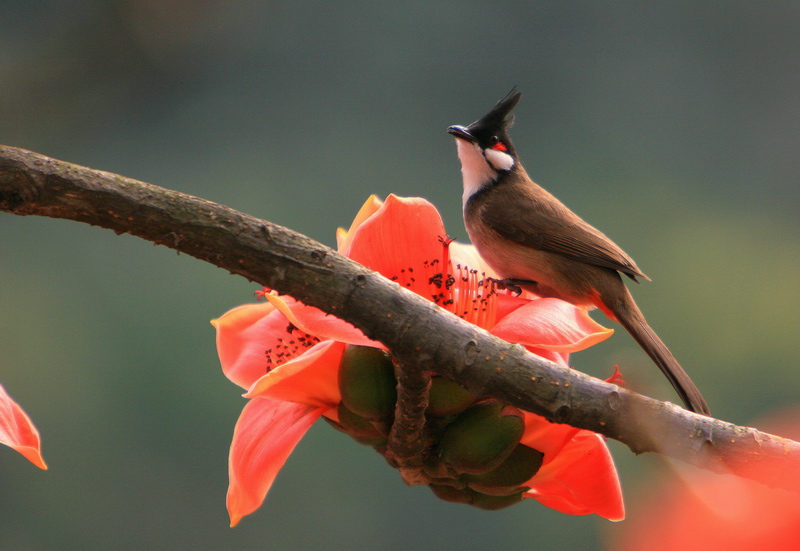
top-left (464, 444), bottom-right (544, 493)
top-left (438, 400), bottom-right (525, 474)
top-left (351, 435), bottom-right (388, 448)
top-left (471, 490), bottom-right (525, 511)
top-left (429, 483), bottom-right (472, 505)
top-left (427, 376), bottom-right (477, 417)
top-left (429, 483), bottom-right (525, 511)
top-left (338, 345), bottom-right (397, 420)
top-left (337, 402), bottom-right (384, 439)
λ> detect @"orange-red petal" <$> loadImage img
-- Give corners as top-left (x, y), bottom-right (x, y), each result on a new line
top-left (261, 293), bottom-right (381, 348)
top-left (346, 195), bottom-right (448, 297)
top-left (0, 384), bottom-right (47, 470)
top-left (245, 340), bottom-right (344, 407)
top-left (491, 298), bottom-right (613, 352)
top-left (337, 194), bottom-right (384, 254)
top-left (227, 397), bottom-right (327, 526)
top-left (524, 348), bottom-right (571, 367)
top-left (213, 302), bottom-right (291, 389)
top-left (521, 414), bottom-right (624, 521)
top-left (519, 411), bottom-right (581, 458)
top-left (494, 294), bottom-right (536, 322)
top-left (448, 241), bottom-right (497, 280)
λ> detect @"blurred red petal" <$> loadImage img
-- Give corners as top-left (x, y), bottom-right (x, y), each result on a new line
top-left (492, 298), bottom-right (613, 352)
top-left (227, 398), bottom-right (327, 526)
top-left (618, 471), bottom-right (800, 550)
top-left (0, 384), bottom-right (47, 470)
top-left (615, 408), bottom-right (800, 550)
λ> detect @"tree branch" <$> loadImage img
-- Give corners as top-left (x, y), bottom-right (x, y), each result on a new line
top-left (2, 145), bottom-right (799, 493)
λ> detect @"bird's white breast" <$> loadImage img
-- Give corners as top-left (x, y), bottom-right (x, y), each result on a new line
top-left (455, 139), bottom-right (497, 209)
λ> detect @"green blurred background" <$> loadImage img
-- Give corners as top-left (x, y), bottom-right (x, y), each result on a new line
top-left (1, 2), bottom-right (798, 549)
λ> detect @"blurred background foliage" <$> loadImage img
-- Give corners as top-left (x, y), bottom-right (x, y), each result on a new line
top-left (1, 1), bottom-right (798, 549)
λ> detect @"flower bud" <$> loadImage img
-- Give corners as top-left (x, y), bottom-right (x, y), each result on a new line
top-left (351, 434), bottom-right (388, 448)
top-left (426, 376), bottom-right (476, 417)
top-left (337, 402), bottom-right (384, 440)
top-left (423, 454), bottom-right (457, 480)
top-left (429, 483), bottom-right (472, 505)
top-left (429, 483), bottom-right (524, 511)
top-left (464, 444), bottom-right (544, 495)
top-left (438, 400), bottom-right (525, 474)
top-left (338, 346), bottom-right (397, 420)
top-left (470, 490), bottom-right (525, 511)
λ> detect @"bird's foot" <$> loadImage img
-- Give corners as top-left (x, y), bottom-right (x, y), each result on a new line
top-left (492, 278), bottom-right (537, 296)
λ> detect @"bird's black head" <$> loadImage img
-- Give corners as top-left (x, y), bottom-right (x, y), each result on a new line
top-left (448, 90), bottom-right (523, 198)
top-left (448, 88), bottom-right (521, 159)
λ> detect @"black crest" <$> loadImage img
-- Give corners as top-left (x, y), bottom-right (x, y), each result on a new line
top-left (469, 88), bottom-right (521, 133)
top-left (465, 89), bottom-right (522, 154)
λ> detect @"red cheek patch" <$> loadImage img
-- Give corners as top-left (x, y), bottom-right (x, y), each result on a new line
top-left (491, 142), bottom-right (508, 151)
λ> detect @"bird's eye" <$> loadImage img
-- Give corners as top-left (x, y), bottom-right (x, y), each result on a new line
top-left (488, 136), bottom-right (508, 152)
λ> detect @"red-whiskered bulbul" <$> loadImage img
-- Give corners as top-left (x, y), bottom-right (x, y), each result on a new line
top-left (448, 90), bottom-right (710, 415)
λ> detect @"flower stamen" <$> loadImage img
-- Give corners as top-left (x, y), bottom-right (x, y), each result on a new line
top-left (264, 324), bottom-right (321, 373)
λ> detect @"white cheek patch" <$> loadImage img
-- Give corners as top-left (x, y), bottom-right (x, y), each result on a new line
top-left (455, 139), bottom-right (497, 207)
top-left (484, 148), bottom-right (515, 172)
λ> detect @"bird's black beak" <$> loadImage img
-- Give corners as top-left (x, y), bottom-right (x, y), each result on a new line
top-left (447, 125), bottom-right (476, 143)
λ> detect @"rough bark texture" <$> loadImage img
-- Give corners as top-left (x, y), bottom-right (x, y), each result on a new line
top-left (2, 144), bottom-right (799, 492)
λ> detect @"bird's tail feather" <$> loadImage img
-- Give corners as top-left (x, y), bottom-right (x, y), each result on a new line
top-left (612, 288), bottom-right (710, 415)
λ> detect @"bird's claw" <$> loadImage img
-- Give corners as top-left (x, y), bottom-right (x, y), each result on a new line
top-left (493, 278), bottom-right (537, 296)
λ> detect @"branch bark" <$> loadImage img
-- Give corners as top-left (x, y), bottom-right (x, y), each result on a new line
top-left (2, 144), bottom-right (799, 493)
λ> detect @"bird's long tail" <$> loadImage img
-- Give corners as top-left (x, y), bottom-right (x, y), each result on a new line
top-left (606, 286), bottom-right (710, 415)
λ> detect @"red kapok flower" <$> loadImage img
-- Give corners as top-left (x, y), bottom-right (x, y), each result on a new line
top-left (213, 194), bottom-right (622, 526)
top-left (0, 383), bottom-right (47, 470)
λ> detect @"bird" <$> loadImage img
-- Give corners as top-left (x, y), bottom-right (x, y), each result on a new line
top-left (447, 89), bottom-right (710, 415)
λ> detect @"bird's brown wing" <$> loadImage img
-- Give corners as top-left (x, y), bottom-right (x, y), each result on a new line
top-left (478, 188), bottom-right (649, 282)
